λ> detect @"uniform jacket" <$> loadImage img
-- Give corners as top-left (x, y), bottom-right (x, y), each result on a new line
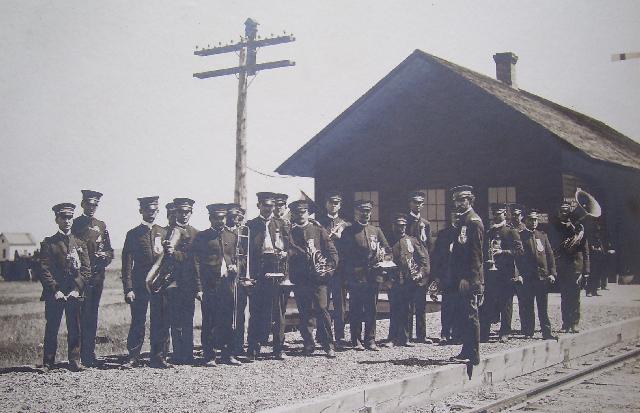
top-left (192, 227), bottom-right (237, 292)
top-left (246, 215), bottom-right (288, 280)
top-left (341, 222), bottom-right (389, 283)
top-left (166, 224), bottom-right (198, 291)
top-left (390, 234), bottom-right (430, 286)
top-left (518, 228), bottom-right (556, 281)
top-left (450, 209), bottom-right (484, 294)
top-left (287, 221), bottom-right (338, 285)
top-left (548, 218), bottom-right (591, 275)
top-left (431, 225), bottom-right (458, 292)
top-left (39, 232), bottom-right (91, 301)
top-left (71, 214), bottom-right (114, 280)
top-left (406, 212), bottom-right (433, 252)
top-left (122, 223), bottom-right (166, 293)
top-left (484, 222), bottom-right (523, 280)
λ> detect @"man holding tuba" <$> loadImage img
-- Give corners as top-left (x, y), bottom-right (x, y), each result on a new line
top-left (287, 199), bottom-right (339, 358)
top-left (121, 196), bottom-right (169, 368)
top-left (165, 198), bottom-right (199, 365)
top-left (479, 203), bottom-right (523, 343)
top-left (387, 213), bottom-right (430, 347)
top-left (549, 200), bottom-right (590, 333)
top-left (192, 204), bottom-right (242, 366)
top-left (341, 199), bottom-right (390, 351)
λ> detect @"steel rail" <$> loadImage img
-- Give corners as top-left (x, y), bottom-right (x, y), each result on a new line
top-left (466, 345), bottom-right (640, 413)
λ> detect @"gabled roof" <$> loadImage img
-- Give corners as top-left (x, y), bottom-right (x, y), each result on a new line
top-left (276, 49), bottom-right (640, 176)
top-left (0, 233), bottom-right (37, 246)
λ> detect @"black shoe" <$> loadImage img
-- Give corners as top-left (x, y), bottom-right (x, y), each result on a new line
top-left (593, 292), bottom-right (601, 296)
top-left (273, 351), bottom-right (289, 360)
top-left (302, 346), bottom-right (315, 356)
top-left (353, 342), bottom-right (365, 351)
top-left (224, 356), bottom-right (242, 366)
top-left (450, 353), bottom-right (470, 363)
top-left (150, 359), bottom-right (173, 369)
top-left (365, 343), bottom-right (380, 352)
top-left (543, 334), bottom-right (558, 341)
top-left (68, 361), bottom-right (85, 372)
top-left (42, 362), bottom-right (55, 372)
top-left (82, 358), bottom-right (103, 368)
top-left (415, 337), bottom-right (433, 344)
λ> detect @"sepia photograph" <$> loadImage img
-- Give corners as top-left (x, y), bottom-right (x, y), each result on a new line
top-left (1, 1), bottom-right (639, 411)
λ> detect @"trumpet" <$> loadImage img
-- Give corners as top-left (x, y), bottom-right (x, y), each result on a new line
top-left (145, 227), bottom-right (181, 294)
top-left (486, 238), bottom-right (501, 271)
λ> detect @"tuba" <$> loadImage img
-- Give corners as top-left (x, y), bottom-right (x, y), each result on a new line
top-left (307, 239), bottom-right (335, 280)
top-left (145, 227), bottom-right (181, 294)
top-left (557, 188), bottom-right (602, 256)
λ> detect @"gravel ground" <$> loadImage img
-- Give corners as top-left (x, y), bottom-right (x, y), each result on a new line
top-left (406, 340), bottom-right (640, 412)
top-left (1, 285), bottom-right (639, 413)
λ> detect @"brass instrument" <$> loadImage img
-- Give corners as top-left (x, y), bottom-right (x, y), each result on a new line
top-left (555, 188), bottom-right (601, 257)
top-left (328, 221), bottom-right (348, 240)
top-left (145, 227), bottom-right (181, 294)
top-left (235, 224), bottom-right (255, 289)
top-left (370, 241), bottom-right (396, 283)
top-left (486, 238), bottom-right (501, 271)
top-left (263, 227), bottom-right (291, 285)
top-left (307, 239), bottom-right (335, 280)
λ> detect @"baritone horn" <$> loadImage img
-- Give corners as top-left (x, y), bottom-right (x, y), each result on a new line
top-left (145, 227), bottom-right (182, 294)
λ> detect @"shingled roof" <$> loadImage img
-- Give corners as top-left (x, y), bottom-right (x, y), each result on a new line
top-left (277, 49), bottom-right (640, 175)
top-left (0, 233), bottom-right (37, 246)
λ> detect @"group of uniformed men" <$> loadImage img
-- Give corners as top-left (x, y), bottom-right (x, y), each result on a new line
top-left (38, 185), bottom-right (600, 370)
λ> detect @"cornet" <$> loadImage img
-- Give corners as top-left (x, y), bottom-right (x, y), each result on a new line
top-left (486, 238), bottom-right (501, 271)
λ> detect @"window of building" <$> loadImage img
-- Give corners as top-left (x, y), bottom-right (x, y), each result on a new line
top-left (354, 191), bottom-right (379, 226)
top-left (420, 188), bottom-right (447, 235)
top-left (562, 174), bottom-right (587, 201)
top-left (488, 186), bottom-right (517, 217)
top-left (2, 249), bottom-right (5, 259)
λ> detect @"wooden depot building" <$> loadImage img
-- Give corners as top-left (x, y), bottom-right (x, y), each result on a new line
top-left (276, 50), bottom-right (640, 274)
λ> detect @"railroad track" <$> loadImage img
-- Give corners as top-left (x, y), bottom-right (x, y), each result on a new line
top-left (466, 345), bottom-right (640, 413)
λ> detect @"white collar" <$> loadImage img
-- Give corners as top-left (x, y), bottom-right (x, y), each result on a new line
top-left (355, 219), bottom-right (369, 226)
top-left (141, 221), bottom-right (154, 229)
top-left (409, 211), bottom-right (421, 219)
top-left (456, 207), bottom-right (472, 216)
top-left (82, 213), bottom-right (93, 219)
top-left (259, 214), bottom-right (271, 221)
top-left (58, 229), bottom-right (71, 236)
top-left (327, 213), bottom-right (339, 219)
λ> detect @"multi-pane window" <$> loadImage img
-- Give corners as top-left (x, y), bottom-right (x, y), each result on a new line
top-left (562, 174), bottom-right (586, 201)
top-left (488, 186), bottom-right (517, 217)
top-left (420, 188), bottom-right (447, 235)
top-left (354, 191), bottom-right (380, 226)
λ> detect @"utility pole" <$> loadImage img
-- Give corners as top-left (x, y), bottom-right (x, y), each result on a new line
top-left (194, 18), bottom-right (295, 209)
top-left (611, 52), bottom-right (640, 62)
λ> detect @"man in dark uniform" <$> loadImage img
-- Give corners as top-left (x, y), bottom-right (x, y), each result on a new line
top-left (480, 203), bottom-right (523, 343)
top-left (193, 204), bottom-right (242, 366)
top-left (288, 200), bottom-right (339, 358)
top-left (246, 192), bottom-right (289, 360)
top-left (432, 213), bottom-right (460, 344)
top-left (387, 213), bottom-right (430, 347)
top-left (518, 209), bottom-right (557, 340)
top-left (548, 201), bottom-right (590, 333)
top-left (71, 190), bottom-right (114, 367)
top-left (273, 193), bottom-right (293, 349)
top-left (315, 190), bottom-right (350, 347)
top-left (448, 185), bottom-right (484, 365)
top-left (121, 196), bottom-right (170, 368)
top-left (586, 219), bottom-right (612, 297)
top-left (342, 199), bottom-right (390, 351)
top-left (507, 203), bottom-right (529, 336)
top-left (39, 203), bottom-right (92, 372)
top-left (165, 202), bottom-right (176, 227)
top-left (165, 197), bottom-right (199, 365)
top-left (405, 191), bottom-right (433, 343)
top-left (226, 203), bottom-right (251, 357)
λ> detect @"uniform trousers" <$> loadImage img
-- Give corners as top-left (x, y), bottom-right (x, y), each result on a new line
top-left (295, 284), bottom-right (334, 350)
top-left (43, 297), bottom-right (81, 365)
top-left (480, 276), bottom-right (514, 339)
top-left (80, 278), bottom-right (104, 363)
top-left (201, 277), bottom-right (235, 359)
top-left (587, 254), bottom-right (606, 295)
top-left (329, 273), bottom-right (347, 341)
top-left (559, 271), bottom-right (581, 329)
top-left (456, 290), bottom-right (480, 363)
top-left (520, 278), bottom-right (552, 337)
top-left (389, 282), bottom-right (412, 344)
top-left (247, 279), bottom-right (285, 353)
top-left (168, 286), bottom-right (195, 363)
top-left (232, 285), bottom-right (249, 355)
top-left (407, 283), bottom-right (427, 340)
top-left (440, 291), bottom-right (459, 340)
top-left (126, 288), bottom-right (169, 362)
top-left (348, 280), bottom-right (379, 347)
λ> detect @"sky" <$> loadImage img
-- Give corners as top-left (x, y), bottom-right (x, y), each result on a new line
top-left (1, 0), bottom-right (639, 247)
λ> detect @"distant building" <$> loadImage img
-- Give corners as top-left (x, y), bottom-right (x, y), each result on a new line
top-left (276, 50), bottom-right (640, 274)
top-left (0, 233), bottom-right (38, 280)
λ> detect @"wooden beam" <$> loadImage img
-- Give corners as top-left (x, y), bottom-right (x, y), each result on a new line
top-left (193, 59), bottom-right (295, 79)
top-left (194, 35), bottom-right (296, 57)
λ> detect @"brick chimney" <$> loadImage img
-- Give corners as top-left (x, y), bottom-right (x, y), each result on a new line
top-left (493, 52), bottom-right (518, 88)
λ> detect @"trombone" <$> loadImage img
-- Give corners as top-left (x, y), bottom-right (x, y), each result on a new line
top-left (233, 224), bottom-right (253, 330)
